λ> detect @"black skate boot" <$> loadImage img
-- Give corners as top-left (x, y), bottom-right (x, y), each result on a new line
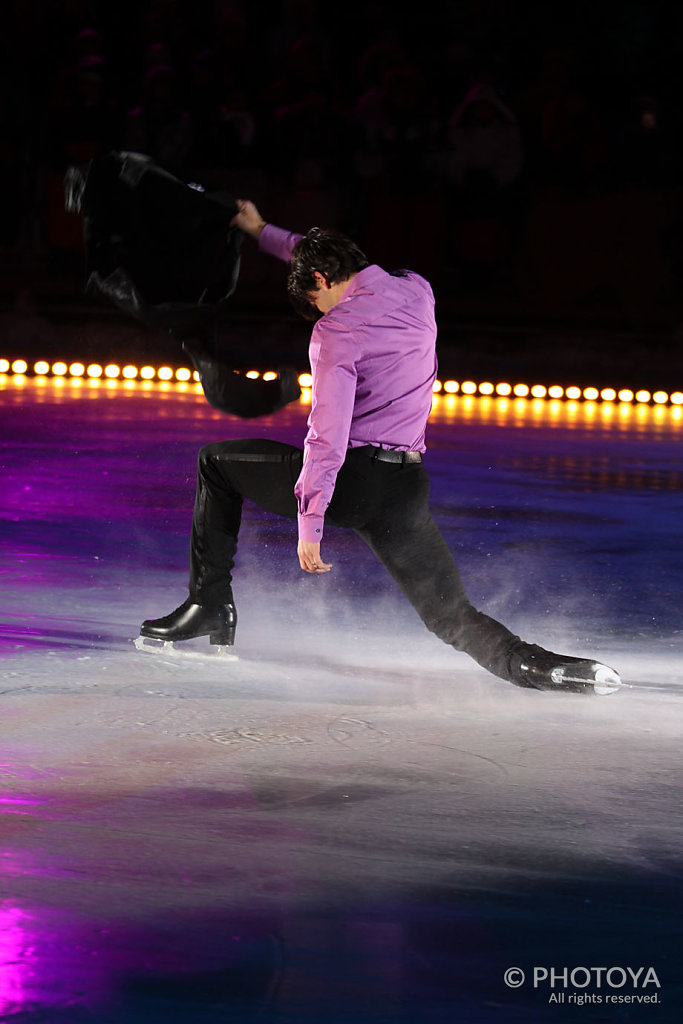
top-left (135, 598), bottom-right (237, 656)
top-left (510, 645), bottom-right (621, 695)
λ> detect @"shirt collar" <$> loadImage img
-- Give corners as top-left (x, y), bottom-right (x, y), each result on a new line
top-left (335, 264), bottom-right (384, 305)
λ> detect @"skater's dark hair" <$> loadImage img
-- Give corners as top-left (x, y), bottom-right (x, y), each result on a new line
top-left (287, 227), bottom-right (369, 320)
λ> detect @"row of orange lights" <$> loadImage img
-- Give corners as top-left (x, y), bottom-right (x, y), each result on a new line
top-left (1, 359), bottom-right (682, 405)
top-left (0, 358), bottom-right (199, 382)
top-left (0, 359), bottom-right (284, 384)
top-left (430, 379), bottom-right (683, 405)
top-left (299, 372), bottom-right (682, 404)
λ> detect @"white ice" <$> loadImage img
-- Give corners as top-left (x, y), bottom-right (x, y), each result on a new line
top-left (1, 379), bottom-right (681, 1023)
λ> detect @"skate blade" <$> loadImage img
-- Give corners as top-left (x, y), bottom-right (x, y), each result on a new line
top-left (551, 664), bottom-right (622, 695)
top-left (593, 666), bottom-right (622, 695)
top-left (133, 635), bottom-right (238, 661)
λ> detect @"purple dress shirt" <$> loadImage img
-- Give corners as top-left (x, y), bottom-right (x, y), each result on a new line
top-left (259, 223), bottom-right (438, 542)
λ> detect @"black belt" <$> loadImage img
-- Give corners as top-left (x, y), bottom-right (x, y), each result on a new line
top-left (359, 446), bottom-right (422, 464)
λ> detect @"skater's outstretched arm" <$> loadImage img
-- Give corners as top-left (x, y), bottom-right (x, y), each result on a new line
top-left (231, 201), bottom-right (304, 262)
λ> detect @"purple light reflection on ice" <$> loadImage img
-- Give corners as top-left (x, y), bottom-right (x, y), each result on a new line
top-left (0, 902), bottom-right (118, 1019)
top-left (0, 795), bottom-right (41, 811)
top-left (0, 905), bottom-right (32, 1015)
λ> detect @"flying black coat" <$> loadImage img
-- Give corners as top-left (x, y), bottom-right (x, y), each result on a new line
top-left (67, 151), bottom-right (300, 417)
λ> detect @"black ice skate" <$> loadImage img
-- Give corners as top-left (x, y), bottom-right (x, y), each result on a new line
top-left (135, 598), bottom-right (237, 659)
top-left (511, 646), bottom-right (621, 695)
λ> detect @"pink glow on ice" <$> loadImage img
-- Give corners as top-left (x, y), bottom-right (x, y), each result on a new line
top-left (0, 905), bottom-right (32, 1015)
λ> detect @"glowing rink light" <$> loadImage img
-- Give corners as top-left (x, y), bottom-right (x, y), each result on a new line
top-left (1, 359), bottom-right (683, 417)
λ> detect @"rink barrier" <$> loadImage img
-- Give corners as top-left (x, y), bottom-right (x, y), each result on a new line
top-left (1, 358), bottom-right (682, 407)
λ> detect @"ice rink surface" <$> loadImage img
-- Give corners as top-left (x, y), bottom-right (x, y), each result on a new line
top-left (1, 376), bottom-right (682, 1022)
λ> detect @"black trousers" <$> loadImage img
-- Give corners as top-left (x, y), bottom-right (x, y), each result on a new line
top-left (189, 439), bottom-right (525, 680)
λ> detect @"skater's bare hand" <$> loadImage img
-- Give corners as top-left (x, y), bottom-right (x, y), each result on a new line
top-left (298, 541), bottom-right (332, 574)
top-left (231, 199), bottom-right (267, 239)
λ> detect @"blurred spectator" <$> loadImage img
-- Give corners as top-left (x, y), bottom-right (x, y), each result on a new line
top-left (42, 51), bottom-right (120, 251)
top-left (47, 55), bottom-right (119, 168)
top-left (261, 37), bottom-right (349, 187)
top-left (211, 1), bottom-right (255, 102)
top-left (143, 41), bottom-right (175, 73)
top-left (123, 64), bottom-right (194, 174)
top-left (353, 64), bottom-right (444, 275)
top-left (610, 94), bottom-right (675, 189)
top-left (188, 47), bottom-right (221, 167)
top-left (512, 47), bottom-right (607, 194)
top-left (265, 0), bottom-right (332, 78)
top-left (356, 39), bottom-right (406, 97)
top-left (262, 36), bottom-right (334, 115)
top-left (189, 49), bottom-right (257, 171)
top-left (0, 4), bottom-right (42, 248)
top-left (140, 0), bottom-right (184, 57)
top-left (442, 83), bottom-right (525, 282)
top-left (272, 94), bottom-right (347, 189)
top-left (446, 82), bottom-right (524, 190)
top-left (512, 46), bottom-right (574, 183)
top-left (216, 86), bottom-right (256, 165)
top-left (354, 64), bottom-right (440, 190)
top-left (352, 40), bottom-right (408, 179)
top-left (540, 87), bottom-right (608, 192)
top-left (74, 27), bottom-right (105, 62)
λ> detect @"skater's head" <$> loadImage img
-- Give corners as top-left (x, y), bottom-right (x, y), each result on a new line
top-left (288, 227), bottom-right (369, 320)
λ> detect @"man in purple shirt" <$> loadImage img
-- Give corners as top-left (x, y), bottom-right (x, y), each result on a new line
top-left (138, 201), bottom-right (620, 694)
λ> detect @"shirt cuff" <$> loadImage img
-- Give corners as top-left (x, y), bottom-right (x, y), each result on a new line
top-left (298, 512), bottom-right (324, 544)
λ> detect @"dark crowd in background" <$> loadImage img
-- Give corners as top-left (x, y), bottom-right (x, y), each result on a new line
top-left (2, 0), bottom-right (683, 331)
